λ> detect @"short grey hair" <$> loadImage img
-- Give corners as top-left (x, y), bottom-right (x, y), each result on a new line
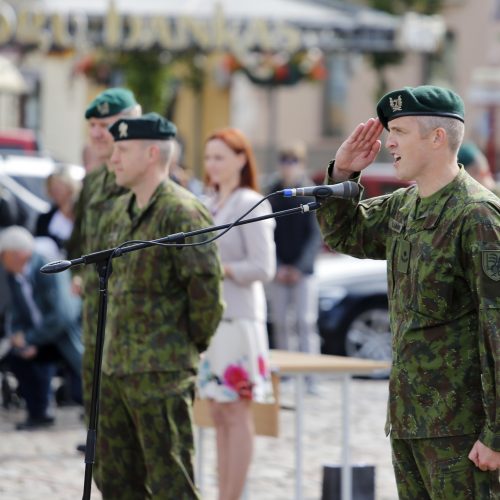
top-left (0, 225), bottom-right (34, 253)
top-left (121, 104), bottom-right (142, 118)
top-left (416, 116), bottom-right (465, 154)
top-left (141, 139), bottom-right (176, 170)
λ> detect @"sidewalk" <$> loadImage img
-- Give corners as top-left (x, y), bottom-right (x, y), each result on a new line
top-left (0, 377), bottom-right (397, 500)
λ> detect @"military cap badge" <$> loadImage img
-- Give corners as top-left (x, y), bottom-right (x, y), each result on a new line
top-left (389, 96), bottom-right (403, 113)
top-left (97, 102), bottom-right (110, 116)
top-left (118, 122), bottom-right (128, 139)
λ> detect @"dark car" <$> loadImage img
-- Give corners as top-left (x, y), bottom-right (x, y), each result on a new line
top-left (316, 252), bottom-right (392, 371)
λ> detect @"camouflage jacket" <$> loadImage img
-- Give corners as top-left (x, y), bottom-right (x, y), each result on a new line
top-left (66, 164), bottom-right (127, 261)
top-left (317, 166), bottom-right (500, 451)
top-left (101, 179), bottom-right (224, 376)
top-left (65, 164), bottom-right (128, 346)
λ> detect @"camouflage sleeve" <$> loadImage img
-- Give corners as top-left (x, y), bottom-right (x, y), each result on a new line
top-left (461, 200), bottom-right (500, 451)
top-left (65, 172), bottom-right (93, 260)
top-left (316, 164), bottom-right (397, 260)
top-left (171, 203), bottom-right (224, 353)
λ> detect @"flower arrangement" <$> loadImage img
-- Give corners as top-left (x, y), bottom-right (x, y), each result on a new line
top-left (221, 48), bottom-right (327, 86)
top-left (72, 53), bottom-right (114, 85)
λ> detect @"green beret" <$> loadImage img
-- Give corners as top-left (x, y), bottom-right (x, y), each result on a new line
top-left (85, 88), bottom-right (137, 119)
top-left (376, 85), bottom-right (465, 130)
top-left (108, 112), bottom-right (177, 142)
top-left (457, 142), bottom-right (481, 167)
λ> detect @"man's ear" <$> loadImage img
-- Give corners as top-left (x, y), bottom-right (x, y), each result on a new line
top-left (148, 144), bottom-right (160, 162)
top-left (432, 127), bottom-right (447, 148)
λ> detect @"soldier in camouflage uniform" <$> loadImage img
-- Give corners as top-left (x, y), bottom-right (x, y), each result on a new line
top-left (316, 86), bottom-right (500, 499)
top-left (65, 88), bottom-right (142, 430)
top-left (94, 113), bottom-right (224, 499)
top-left (458, 141), bottom-right (500, 197)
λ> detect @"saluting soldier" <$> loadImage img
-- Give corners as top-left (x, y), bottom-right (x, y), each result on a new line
top-left (95, 113), bottom-right (224, 498)
top-left (65, 88), bottom-right (142, 435)
top-left (316, 86), bottom-right (500, 498)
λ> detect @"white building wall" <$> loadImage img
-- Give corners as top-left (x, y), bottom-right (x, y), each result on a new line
top-left (32, 53), bottom-right (88, 164)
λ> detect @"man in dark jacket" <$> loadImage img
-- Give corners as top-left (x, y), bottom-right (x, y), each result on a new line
top-left (0, 225), bottom-right (82, 430)
top-left (266, 142), bottom-right (323, 390)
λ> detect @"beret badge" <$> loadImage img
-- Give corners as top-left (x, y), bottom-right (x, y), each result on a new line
top-left (97, 102), bottom-right (110, 116)
top-left (389, 95), bottom-right (403, 113)
top-left (118, 122), bottom-right (128, 139)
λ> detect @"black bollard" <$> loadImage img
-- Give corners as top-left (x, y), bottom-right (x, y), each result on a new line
top-left (321, 464), bottom-right (375, 500)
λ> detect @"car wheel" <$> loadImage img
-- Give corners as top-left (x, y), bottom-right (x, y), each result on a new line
top-left (344, 298), bottom-right (391, 363)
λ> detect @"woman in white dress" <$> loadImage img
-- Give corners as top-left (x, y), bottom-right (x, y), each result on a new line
top-left (197, 128), bottom-right (276, 500)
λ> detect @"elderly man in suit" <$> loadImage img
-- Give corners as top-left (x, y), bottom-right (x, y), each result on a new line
top-left (0, 226), bottom-right (83, 430)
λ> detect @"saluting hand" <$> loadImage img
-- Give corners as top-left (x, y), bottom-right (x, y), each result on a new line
top-left (333, 118), bottom-right (384, 181)
top-left (468, 440), bottom-right (500, 471)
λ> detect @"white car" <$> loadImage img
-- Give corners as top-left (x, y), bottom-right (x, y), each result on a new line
top-left (0, 153), bottom-right (85, 230)
top-left (316, 252), bottom-right (392, 372)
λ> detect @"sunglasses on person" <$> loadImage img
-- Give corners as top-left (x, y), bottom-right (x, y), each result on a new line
top-left (279, 155), bottom-right (300, 165)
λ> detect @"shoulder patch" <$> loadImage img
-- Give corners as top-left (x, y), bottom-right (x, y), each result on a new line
top-left (482, 250), bottom-right (500, 281)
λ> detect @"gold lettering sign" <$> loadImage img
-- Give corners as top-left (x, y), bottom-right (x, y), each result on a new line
top-left (123, 16), bottom-right (149, 50)
top-left (151, 16), bottom-right (174, 48)
top-left (0, 1), bottom-right (305, 58)
top-left (104, 0), bottom-right (122, 49)
top-left (16, 10), bottom-right (46, 46)
top-left (183, 16), bottom-right (211, 51)
top-left (51, 14), bottom-right (72, 48)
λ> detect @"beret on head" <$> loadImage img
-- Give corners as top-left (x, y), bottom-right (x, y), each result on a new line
top-left (0, 225), bottom-right (34, 253)
top-left (108, 112), bottom-right (177, 142)
top-left (457, 142), bottom-right (481, 167)
top-left (85, 88), bottom-right (137, 119)
top-left (376, 85), bottom-right (465, 130)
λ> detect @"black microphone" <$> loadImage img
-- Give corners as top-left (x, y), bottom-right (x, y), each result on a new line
top-left (282, 180), bottom-right (359, 199)
top-left (40, 260), bottom-right (73, 274)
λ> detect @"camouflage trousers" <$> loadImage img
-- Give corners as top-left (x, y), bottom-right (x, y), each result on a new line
top-left (391, 434), bottom-right (500, 499)
top-left (96, 371), bottom-right (200, 500)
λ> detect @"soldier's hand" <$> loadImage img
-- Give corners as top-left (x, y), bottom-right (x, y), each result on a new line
top-left (333, 118), bottom-right (384, 181)
top-left (468, 440), bottom-right (500, 471)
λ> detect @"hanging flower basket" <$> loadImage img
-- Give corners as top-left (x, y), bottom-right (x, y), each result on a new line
top-left (221, 49), bottom-right (327, 87)
top-left (72, 53), bottom-right (114, 85)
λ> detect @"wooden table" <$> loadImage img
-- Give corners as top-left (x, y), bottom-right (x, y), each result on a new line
top-left (196, 350), bottom-right (391, 500)
top-left (270, 350), bottom-right (390, 500)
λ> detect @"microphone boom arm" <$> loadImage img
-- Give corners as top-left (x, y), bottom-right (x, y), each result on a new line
top-left (41, 200), bottom-right (323, 274)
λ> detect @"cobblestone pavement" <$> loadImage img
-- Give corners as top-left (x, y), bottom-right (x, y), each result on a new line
top-left (0, 377), bottom-right (397, 500)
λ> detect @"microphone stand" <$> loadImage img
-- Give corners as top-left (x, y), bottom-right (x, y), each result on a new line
top-left (40, 199), bottom-right (322, 500)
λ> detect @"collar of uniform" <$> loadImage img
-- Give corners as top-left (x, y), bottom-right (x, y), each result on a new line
top-left (126, 179), bottom-right (170, 225)
top-left (419, 167), bottom-right (465, 229)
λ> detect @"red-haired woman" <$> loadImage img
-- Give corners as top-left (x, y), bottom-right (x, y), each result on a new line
top-left (197, 128), bottom-right (276, 500)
